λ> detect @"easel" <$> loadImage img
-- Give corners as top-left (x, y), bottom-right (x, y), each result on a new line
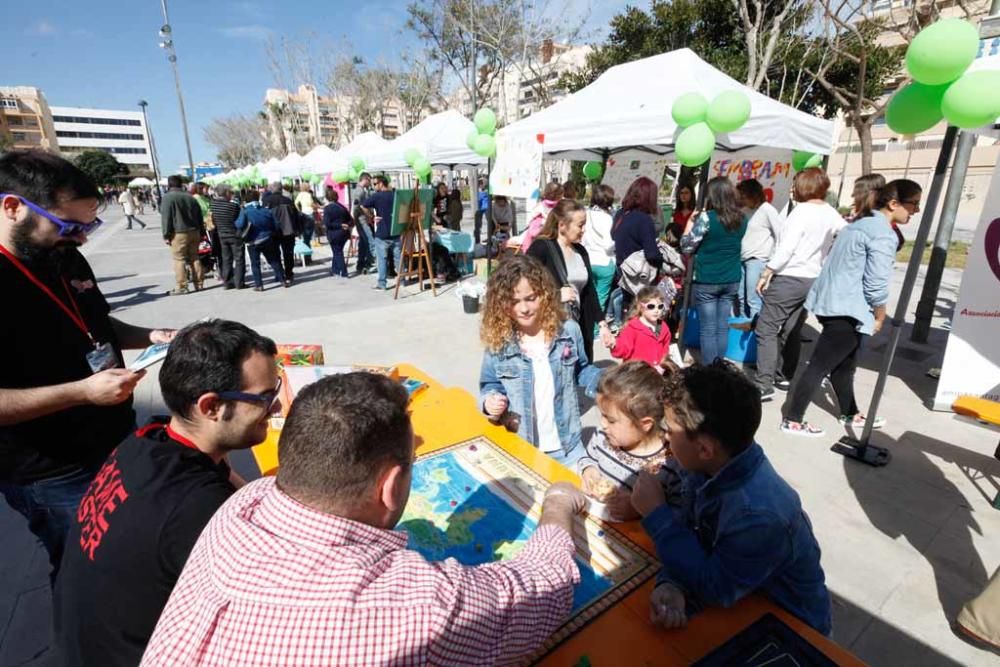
top-left (394, 186), bottom-right (437, 300)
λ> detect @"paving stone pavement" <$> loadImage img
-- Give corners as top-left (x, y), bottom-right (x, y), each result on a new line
top-left (2, 207), bottom-right (999, 665)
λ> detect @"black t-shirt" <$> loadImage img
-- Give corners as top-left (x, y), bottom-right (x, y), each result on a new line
top-left (55, 421), bottom-right (234, 667)
top-left (363, 190), bottom-right (397, 239)
top-left (0, 249), bottom-right (134, 484)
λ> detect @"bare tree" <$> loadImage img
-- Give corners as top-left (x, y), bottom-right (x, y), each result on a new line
top-left (395, 57), bottom-right (445, 131)
top-left (264, 36), bottom-right (320, 153)
top-left (734, 0), bottom-right (812, 89)
top-left (203, 113), bottom-right (268, 167)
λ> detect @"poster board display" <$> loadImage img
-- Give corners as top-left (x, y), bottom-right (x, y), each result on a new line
top-left (710, 147), bottom-right (795, 212)
top-left (391, 187), bottom-right (434, 237)
top-left (490, 132), bottom-right (544, 199)
top-left (601, 151), bottom-right (671, 201)
top-left (933, 154), bottom-right (1000, 410)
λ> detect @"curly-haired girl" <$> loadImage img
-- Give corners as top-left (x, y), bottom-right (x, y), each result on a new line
top-left (479, 254), bottom-right (603, 467)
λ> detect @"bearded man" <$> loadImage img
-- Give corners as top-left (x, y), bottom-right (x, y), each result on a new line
top-left (0, 150), bottom-right (176, 581)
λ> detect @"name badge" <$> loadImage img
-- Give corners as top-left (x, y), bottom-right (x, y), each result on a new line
top-left (86, 342), bottom-right (118, 374)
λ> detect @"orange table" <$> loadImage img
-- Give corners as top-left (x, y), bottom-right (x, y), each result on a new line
top-left (252, 364), bottom-right (862, 666)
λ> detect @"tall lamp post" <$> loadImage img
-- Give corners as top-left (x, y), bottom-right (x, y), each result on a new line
top-left (137, 100), bottom-right (162, 191)
top-left (157, 0), bottom-right (195, 179)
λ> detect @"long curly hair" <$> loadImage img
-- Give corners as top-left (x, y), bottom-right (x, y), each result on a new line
top-left (480, 254), bottom-right (566, 353)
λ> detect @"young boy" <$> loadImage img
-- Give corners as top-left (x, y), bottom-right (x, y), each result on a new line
top-left (631, 360), bottom-right (832, 635)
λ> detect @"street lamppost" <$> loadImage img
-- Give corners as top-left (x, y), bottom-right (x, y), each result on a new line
top-left (137, 100), bottom-right (162, 191)
top-left (156, 0), bottom-right (195, 180)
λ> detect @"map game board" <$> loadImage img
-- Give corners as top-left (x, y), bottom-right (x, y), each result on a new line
top-left (398, 436), bottom-right (660, 661)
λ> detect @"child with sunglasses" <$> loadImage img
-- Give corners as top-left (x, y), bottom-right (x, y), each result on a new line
top-left (606, 285), bottom-right (672, 369)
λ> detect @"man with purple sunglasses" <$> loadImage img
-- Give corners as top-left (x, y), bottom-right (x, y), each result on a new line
top-left (0, 150), bottom-right (177, 583)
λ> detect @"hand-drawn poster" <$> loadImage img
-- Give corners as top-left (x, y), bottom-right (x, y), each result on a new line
top-left (491, 132), bottom-right (544, 199)
top-left (601, 151), bottom-right (671, 201)
top-left (711, 148), bottom-right (795, 211)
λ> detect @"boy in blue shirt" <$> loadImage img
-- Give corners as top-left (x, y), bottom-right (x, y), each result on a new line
top-left (631, 360), bottom-right (832, 635)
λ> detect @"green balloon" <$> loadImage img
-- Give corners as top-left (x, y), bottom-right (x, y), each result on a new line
top-left (348, 167), bottom-right (360, 182)
top-left (675, 122), bottom-right (716, 167)
top-left (906, 18), bottom-right (979, 86)
top-left (412, 157), bottom-right (431, 175)
top-left (474, 107), bottom-right (497, 135)
top-left (332, 169), bottom-right (350, 184)
top-left (310, 175), bottom-right (321, 185)
top-left (473, 134), bottom-right (496, 158)
top-left (302, 171), bottom-right (314, 181)
top-left (706, 91), bottom-right (751, 134)
top-left (404, 148), bottom-right (421, 166)
top-left (672, 92), bottom-right (709, 128)
top-left (885, 81), bottom-right (948, 135)
top-left (941, 70), bottom-right (1000, 129)
top-left (792, 150), bottom-right (823, 171)
top-left (466, 130), bottom-right (480, 151)
top-left (350, 156), bottom-right (365, 172)
top-left (582, 161), bottom-right (603, 181)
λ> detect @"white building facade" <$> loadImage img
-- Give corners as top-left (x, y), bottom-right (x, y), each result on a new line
top-left (50, 106), bottom-right (155, 172)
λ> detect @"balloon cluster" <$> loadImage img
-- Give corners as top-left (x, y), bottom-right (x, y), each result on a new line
top-left (329, 156), bottom-right (367, 185)
top-left (404, 147), bottom-right (432, 184)
top-left (582, 161), bottom-right (603, 182)
top-left (466, 108), bottom-right (498, 158)
top-left (792, 150), bottom-right (823, 172)
top-left (672, 90), bottom-right (751, 167)
top-left (887, 19), bottom-right (1000, 133)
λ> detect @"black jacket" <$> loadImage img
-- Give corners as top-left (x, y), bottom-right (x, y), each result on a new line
top-left (527, 238), bottom-right (602, 363)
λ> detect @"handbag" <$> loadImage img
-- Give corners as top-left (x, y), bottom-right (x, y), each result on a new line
top-left (543, 240), bottom-right (582, 322)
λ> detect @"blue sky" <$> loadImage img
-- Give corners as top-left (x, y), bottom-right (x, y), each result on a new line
top-left (6, 0), bottom-right (626, 173)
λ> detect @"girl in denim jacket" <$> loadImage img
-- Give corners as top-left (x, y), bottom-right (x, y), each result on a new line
top-left (479, 255), bottom-right (602, 468)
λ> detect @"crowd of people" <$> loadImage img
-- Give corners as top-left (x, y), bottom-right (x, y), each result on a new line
top-left (0, 146), bottom-right (925, 665)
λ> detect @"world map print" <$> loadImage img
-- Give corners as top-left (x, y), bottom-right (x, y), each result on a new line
top-left (398, 437), bottom-right (659, 660)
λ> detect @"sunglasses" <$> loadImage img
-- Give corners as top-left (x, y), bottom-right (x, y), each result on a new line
top-left (218, 376), bottom-right (283, 410)
top-left (1, 194), bottom-right (104, 237)
top-left (644, 303), bottom-right (666, 311)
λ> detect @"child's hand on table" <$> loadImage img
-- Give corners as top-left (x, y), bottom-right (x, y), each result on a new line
top-left (650, 582), bottom-right (687, 629)
top-left (630, 470), bottom-right (667, 517)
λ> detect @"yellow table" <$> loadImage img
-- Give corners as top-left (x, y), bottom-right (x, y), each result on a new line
top-left (252, 364), bottom-right (862, 666)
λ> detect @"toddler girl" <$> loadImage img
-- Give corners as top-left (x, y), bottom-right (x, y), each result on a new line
top-left (608, 285), bottom-right (672, 368)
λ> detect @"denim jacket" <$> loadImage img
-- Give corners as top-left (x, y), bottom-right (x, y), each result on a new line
top-left (805, 211), bottom-right (897, 336)
top-left (479, 320), bottom-right (602, 455)
top-left (235, 201), bottom-right (278, 245)
top-left (641, 443), bottom-right (832, 635)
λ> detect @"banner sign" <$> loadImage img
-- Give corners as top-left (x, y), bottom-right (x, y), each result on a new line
top-left (711, 147), bottom-right (795, 212)
top-left (933, 153), bottom-right (1000, 410)
top-left (491, 132), bottom-right (543, 199)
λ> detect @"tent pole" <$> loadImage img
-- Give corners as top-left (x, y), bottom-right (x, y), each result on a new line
top-left (676, 159), bottom-right (712, 359)
top-left (486, 159), bottom-right (493, 278)
top-left (831, 125), bottom-right (958, 467)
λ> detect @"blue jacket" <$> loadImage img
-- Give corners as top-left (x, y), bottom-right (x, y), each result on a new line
top-left (642, 443), bottom-right (831, 635)
top-left (479, 319), bottom-right (602, 456)
top-left (477, 190), bottom-right (490, 212)
top-left (235, 202), bottom-right (279, 245)
top-left (805, 211), bottom-right (897, 336)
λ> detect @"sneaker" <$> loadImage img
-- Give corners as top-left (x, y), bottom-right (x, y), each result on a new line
top-left (775, 379), bottom-right (791, 392)
top-left (781, 420), bottom-right (825, 438)
top-left (839, 413), bottom-right (886, 429)
top-left (759, 387), bottom-right (775, 402)
top-left (253, 286), bottom-right (264, 292)
top-left (169, 288), bottom-right (189, 296)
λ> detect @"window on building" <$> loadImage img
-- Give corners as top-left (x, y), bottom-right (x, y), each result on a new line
top-left (0, 98), bottom-right (18, 109)
top-left (55, 130), bottom-right (145, 140)
top-left (52, 115), bottom-right (141, 126)
top-left (6, 116), bottom-right (23, 126)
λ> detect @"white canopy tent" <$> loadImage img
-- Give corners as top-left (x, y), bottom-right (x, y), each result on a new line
top-left (339, 131), bottom-right (390, 160)
top-left (301, 145), bottom-right (339, 174)
top-left (498, 48), bottom-right (835, 160)
top-left (365, 110), bottom-right (487, 171)
top-left (127, 177), bottom-right (154, 187)
top-left (275, 152), bottom-right (304, 179)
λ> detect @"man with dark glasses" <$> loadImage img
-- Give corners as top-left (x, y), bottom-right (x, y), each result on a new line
top-left (0, 150), bottom-right (177, 582)
top-left (56, 319), bottom-right (280, 666)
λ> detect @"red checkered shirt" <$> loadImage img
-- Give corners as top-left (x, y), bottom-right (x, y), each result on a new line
top-left (141, 477), bottom-right (579, 666)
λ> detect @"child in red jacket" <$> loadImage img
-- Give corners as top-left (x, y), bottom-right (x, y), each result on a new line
top-left (607, 285), bottom-right (672, 368)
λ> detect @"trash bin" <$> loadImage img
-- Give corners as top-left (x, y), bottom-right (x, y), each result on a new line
top-left (462, 294), bottom-right (480, 314)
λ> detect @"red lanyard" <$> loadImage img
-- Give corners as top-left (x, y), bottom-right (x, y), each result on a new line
top-left (0, 242), bottom-right (95, 345)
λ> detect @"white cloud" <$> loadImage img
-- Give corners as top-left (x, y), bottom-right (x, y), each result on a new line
top-left (218, 25), bottom-right (273, 41)
top-left (27, 20), bottom-right (58, 36)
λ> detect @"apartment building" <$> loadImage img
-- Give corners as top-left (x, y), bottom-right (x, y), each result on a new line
top-left (49, 105), bottom-right (155, 172)
top-left (0, 86), bottom-right (59, 152)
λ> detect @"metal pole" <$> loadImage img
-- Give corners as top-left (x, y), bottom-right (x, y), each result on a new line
top-left (911, 129), bottom-right (975, 342)
top-left (831, 126), bottom-right (958, 466)
top-left (138, 100), bottom-right (162, 190)
top-left (676, 160), bottom-right (712, 357)
top-left (158, 0), bottom-right (195, 178)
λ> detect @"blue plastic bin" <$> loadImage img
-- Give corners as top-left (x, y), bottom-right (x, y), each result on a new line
top-left (725, 316), bottom-right (757, 364)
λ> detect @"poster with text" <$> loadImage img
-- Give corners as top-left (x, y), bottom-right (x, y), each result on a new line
top-left (490, 133), bottom-right (543, 200)
top-left (711, 148), bottom-right (795, 212)
top-left (933, 153), bottom-right (1000, 410)
top-left (601, 152), bottom-right (671, 201)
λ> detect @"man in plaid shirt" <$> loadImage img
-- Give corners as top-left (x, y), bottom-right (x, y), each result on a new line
top-left (142, 372), bottom-right (588, 666)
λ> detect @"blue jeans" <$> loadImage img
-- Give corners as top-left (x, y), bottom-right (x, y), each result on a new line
top-left (374, 236), bottom-right (402, 289)
top-left (693, 281), bottom-right (739, 363)
top-left (356, 220), bottom-right (376, 271)
top-left (302, 222), bottom-right (314, 248)
top-left (328, 231), bottom-right (349, 277)
top-left (606, 287), bottom-right (625, 327)
top-left (247, 239), bottom-right (285, 288)
top-left (0, 464), bottom-right (101, 583)
top-left (740, 258), bottom-right (767, 321)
